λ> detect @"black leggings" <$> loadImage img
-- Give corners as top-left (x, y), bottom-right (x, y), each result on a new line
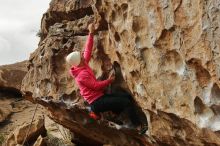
top-left (90, 93), bottom-right (141, 126)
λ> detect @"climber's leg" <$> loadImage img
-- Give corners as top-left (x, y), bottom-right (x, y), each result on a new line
top-left (90, 94), bottom-right (141, 126)
top-left (91, 93), bottom-right (148, 134)
top-left (123, 102), bottom-right (141, 127)
top-left (135, 105), bottom-right (148, 134)
top-left (91, 95), bottom-right (125, 113)
top-left (102, 93), bottom-right (129, 114)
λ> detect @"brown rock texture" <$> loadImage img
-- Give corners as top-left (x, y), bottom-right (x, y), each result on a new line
top-left (149, 110), bottom-right (220, 146)
top-left (4, 117), bottom-right (46, 146)
top-left (27, 95), bottom-right (152, 146)
top-left (33, 135), bottom-right (46, 146)
top-left (0, 98), bottom-right (13, 122)
top-left (0, 98), bottom-right (46, 139)
top-left (0, 61), bottom-right (27, 124)
top-left (24, 95), bottom-right (220, 146)
top-left (21, 0), bottom-right (220, 145)
top-left (0, 61), bottom-right (27, 91)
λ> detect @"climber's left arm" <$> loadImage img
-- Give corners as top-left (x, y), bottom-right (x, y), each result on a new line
top-left (83, 23), bottom-right (96, 63)
top-left (83, 33), bottom-right (94, 63)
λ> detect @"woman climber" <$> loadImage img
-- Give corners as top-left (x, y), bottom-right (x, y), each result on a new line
top-left (66, 23), bottom-right (148, 135)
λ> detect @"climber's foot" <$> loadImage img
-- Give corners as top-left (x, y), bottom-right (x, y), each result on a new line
top-left (89, 111), bottom-right (101, 120)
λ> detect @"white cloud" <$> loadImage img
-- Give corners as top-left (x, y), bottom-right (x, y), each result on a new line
top-left (0, 0), bottom-right (51, 65)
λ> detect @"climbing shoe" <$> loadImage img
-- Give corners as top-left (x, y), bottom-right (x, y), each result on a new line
top-left (89, 111), bottom-right (101, 120)
top-left (138, 124), bottom-right (148, 135)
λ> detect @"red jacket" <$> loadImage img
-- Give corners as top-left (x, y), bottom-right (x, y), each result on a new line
top-left (69, 33), bottom-right (112, 104)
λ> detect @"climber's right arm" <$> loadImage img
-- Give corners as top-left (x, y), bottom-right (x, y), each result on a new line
top-left (78, 71), bottom-right (113, 91)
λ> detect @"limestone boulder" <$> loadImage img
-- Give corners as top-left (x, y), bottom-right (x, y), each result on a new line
top-left (0, 61), bottom-right (27, 91)
top-left (0, 99), bottom-right (12, 122)
top-left (22, 0), bottom-right (220, 129)
top-left (24, 95), bottom-right (220, 146)
top-left (5, 117), bottom-right (46, 146)
top-left (21, 0), bottom-right (220, 145)
top-left (0, 61), bottom-right (27, 123)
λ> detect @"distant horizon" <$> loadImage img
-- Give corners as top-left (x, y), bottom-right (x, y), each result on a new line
top-left (0, 0), bottom-right (51, 65)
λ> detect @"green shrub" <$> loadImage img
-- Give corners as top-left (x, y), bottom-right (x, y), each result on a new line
top-left (0, 134), bottom-right (5, 145)
top-left (36, 30), bottom-right (42, 37)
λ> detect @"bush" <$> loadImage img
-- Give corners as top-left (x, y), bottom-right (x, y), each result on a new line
top-left (36, 30), bottom-right (42, 37)
top-left (0, 134), bottom-right (5, 145)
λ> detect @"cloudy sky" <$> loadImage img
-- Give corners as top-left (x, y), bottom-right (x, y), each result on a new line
top-left (0, 0), bottom-right (51, 65)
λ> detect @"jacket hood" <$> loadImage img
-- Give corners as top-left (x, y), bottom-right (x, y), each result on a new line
top-left (70, 66), bottom-right (86, 78)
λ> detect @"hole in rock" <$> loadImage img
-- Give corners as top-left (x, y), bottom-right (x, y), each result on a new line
top-left (78, 22), bottom-right (83, 27)
top-left (114, 32), bottom-right (121, 42)
top-left (194, 96), bottom-right (206, 114)
top-left (62, 37), bottom-right (68, 44)
top-left (135, 36), bottom-right (141, 48)
top-left (121, 3), bottom-right (128, 11)
top-left (40, 49), bottom-right (45, 56)
top-left (96, 12), bottom-right (109, 31)
top-left (132, 16), bottom-right (145, 33)
top-left (123, 12), bottom-right (127, 20)
top-left (132, 17), bottom-right (140, 32)
top-left (111, 11), bottom-right (116, 21)
top-left (52, 48), bottom-right (59, 54)
top-left (196, 68), bottom-right (211, 87)
top-left (211, 83), bottom-right (220, 103)
top-left (210, 105), bottom-right (220, 115)
top-left (130, 70), bottom-right (138, 78)
top-left (187, 58), bottom-right (211, 87)
top-left (155, 29), bottom-right (172, 49)
top-left (0, 87), bottom-right (22, 98)
top-left (162, 50), bottom-right (184, 74)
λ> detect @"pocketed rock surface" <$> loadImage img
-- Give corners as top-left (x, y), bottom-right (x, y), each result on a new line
top-left (21, 0), bottom-right (220, 145)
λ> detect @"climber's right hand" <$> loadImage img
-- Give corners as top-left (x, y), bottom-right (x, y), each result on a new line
top-left (108, 71), bottom-right (115, 81)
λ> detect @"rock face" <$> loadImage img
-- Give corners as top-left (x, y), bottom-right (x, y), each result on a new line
top-left (0, 61), bottom-right (27, 92)
top-left (33, 135), bottom-right (46, 146)
top-left (0, 98), bottom-right (13, 122)
top-left (5, 117), bottom-right (46, 146)
top-left (23, 95), bottom-right (220, 146)
top-left (21, 0), bottom-right (220, 145)
top-left (0, 61), bottom-right (27, 123)
top-left (149, 111), bottom-right (220, 146)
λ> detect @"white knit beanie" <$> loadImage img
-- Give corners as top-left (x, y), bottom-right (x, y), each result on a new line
top-left (66, 51), bottom-right (81, 66)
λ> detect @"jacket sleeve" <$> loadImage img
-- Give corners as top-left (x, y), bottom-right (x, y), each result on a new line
top-left (83, 33), bottom-right (94, 63)
top-left (78, 71), bottom-right (112, 90)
